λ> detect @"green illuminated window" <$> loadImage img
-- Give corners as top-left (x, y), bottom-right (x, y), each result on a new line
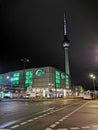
top-left (25, 71), bottom-right (33, 88)
top-left (65, 75), bottom-right (69, 89)
top-left (12, 72), bottom-right (20, 85)
top-left (0, 75), bottom-right (3, 83)
top-left (66, 75), bottom-right (69, 79)
top-left (56, 71), bottom-right (60, 75)
top-left (55, 71), bottom-right (60, 88)
top-left (56, 83), bottom-right (60, 88)
top-left (66, 79), bottom-right (69, 82)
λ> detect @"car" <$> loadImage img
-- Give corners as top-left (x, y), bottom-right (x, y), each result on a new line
top-left (23, 94), bottom-right (30, 99)
top-left (4, 96), bottom-right (11, 98)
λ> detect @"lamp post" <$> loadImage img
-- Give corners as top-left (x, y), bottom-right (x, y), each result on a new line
top-left (90, 74), bottom-right (96, 95)
top-left (10, 78), bottom-right (14, 90)
top-left (21, 58), bottom-right (30, 92)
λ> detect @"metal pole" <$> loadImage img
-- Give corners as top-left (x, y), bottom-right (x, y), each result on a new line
top-left (23, 60), bottom-right (25, 92)
top-left (93, 78), bottom-right (95, 94)
top-left (21, 58), bottom-right (30, 93)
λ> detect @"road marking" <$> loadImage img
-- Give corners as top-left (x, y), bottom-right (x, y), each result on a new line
top-left (62, 117), bottom-right (66, 120)
top-left (57, 128), bottom-right (68, 130)
top-left (7, 101), bottom-right (88, 130)
top-left (20, 121), bottom-right (27, 125)
top-left (34, 117), bottom-right (38, 120)
top-left (44, 128), bottom-right (53, 130)
top-left (82, 126), bottom-right (90, 129)
top-left (50, 124), bottom-right (56, 128)
top-left (59, 119), bottom-right (64, 122)
top-left (39, 115), bottom-right (43, 118)
top-left (55, 122), bottom-right (60, 124)
top-left (11, 124), bottom-right (20, 129)
top-left (27, 119), bottom-right (33, 122)
top-left (45, 125), bottom-right (98, 130)
top-left (65, 115), bottom-right (69, 118)
top-left (70, 127), bottom-right (80, 129)
top-left (45, 102), bottom-right (89, 130)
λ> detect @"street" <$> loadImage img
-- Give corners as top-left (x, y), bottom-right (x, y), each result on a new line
top-left (0, 99), bottom-right (98, 130)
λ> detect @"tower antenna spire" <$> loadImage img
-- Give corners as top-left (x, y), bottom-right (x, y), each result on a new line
top-left (64, 13), bottom-right (67, 36)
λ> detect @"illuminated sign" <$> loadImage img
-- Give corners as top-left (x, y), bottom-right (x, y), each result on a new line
top-left (61, 73), bottom-right (65, 79)
top-left (35, 69), bottom-right (45, 76)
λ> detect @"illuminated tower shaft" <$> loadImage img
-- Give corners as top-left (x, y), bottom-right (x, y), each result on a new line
top-left (64, 48), bottom-right (70, 75)
top-left (63, 14), bottom-right (70, 89)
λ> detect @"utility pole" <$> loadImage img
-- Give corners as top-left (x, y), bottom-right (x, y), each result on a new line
top-left (21, 58), bottom-right (30, 92)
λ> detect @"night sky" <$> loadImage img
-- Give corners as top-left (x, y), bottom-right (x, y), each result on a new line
top-left (1, 0), bottom-right (98, 90)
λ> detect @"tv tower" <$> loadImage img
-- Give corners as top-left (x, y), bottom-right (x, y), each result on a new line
top-left (63, 13), bottom-right (71, 89)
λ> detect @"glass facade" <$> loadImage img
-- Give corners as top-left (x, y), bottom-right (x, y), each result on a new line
top-left (55, 71), bottom-right (60, 88)
top-left (0, 75), bottom-right (3, 83)
top-left (12, 72), bottom-right (20, 85)
top-left (65, 75), bottom-right (69, 89)
top-left (0, 66), bottom-right (70, 89)
top-left (25, 71), bottom-right (33, 88)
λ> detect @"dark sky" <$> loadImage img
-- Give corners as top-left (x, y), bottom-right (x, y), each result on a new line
top-left (0, 0), bottom-right (98, 90)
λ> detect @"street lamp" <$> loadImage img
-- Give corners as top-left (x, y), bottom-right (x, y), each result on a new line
top-left (21, 58), bottom-right (30, 91)
top-left (90, 74), bottom-right (96, 95)
top-left (21, 58), bottom-right (30, 69)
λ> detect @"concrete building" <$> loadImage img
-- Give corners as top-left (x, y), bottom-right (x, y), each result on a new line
top-left (0, 66), bottom-right (69, 98)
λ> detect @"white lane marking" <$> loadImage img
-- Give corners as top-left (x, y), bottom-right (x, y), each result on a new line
top-left (59, 119), bottom-right (64, 122)
top-left (62, 117), bottom-right (66, 120)
top-left (11, 124), bottom-right (20, 129)
top-left (34, 117), bottom-right (38, 120)
top-left (65, 115), bottom-right (69, 118)
top-left (27, 119), bottom-right (33, 122)
top-left (57, 128), bottom-right (68, 130)
top-left (44, 128), bottom-right (53, 130)
top-left (55, 122), bottom-right (60, 124)
top-left (20, 121), bottom-right (27, 125)
top-left (39, 115), bottom-right (43, 118)
top-left (82, 126), bottom-right (90, 129)
top-left (70, 127), bottom-right (80, 129)
top-left (50, 124), bottom-right (56, 128)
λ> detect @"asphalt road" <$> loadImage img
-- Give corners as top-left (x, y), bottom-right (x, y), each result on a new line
top-left (0, 99), bottom-right (98, 130)
top-left (0, 99), bottom-right (78, 128)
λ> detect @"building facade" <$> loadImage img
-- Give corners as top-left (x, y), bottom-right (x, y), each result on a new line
top-left (0, 66), bottom-right (69, 98)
